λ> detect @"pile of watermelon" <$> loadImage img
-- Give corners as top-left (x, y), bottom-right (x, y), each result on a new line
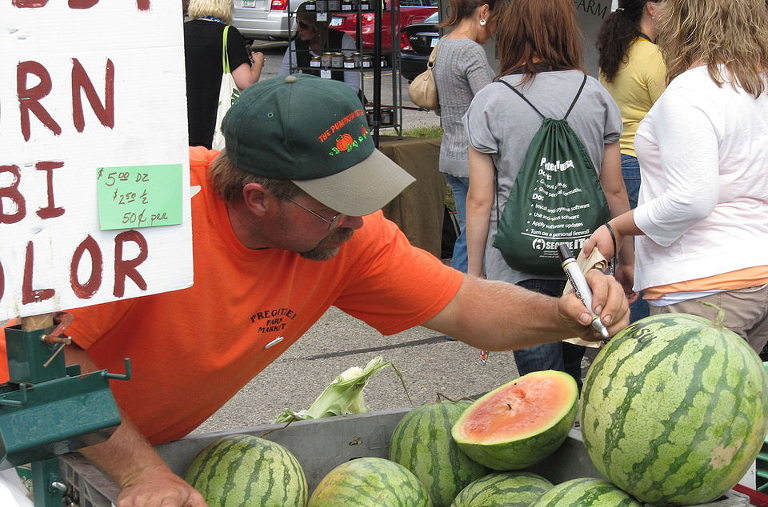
top-left (182, 313), bottom-right (768, 507)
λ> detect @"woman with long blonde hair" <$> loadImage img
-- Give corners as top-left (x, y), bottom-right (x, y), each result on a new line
top-left (585, 0), bottom-right (768, 351)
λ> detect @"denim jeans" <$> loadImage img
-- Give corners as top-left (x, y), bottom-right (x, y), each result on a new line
top-left (444, 174), bottom-right (469, 273)
top-left (513, 278), bottom-right (586, 389)
top-left (621, 154), bottom-right (650, 323)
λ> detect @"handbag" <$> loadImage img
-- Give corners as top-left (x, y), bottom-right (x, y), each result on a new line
top-left (212, 25), bottom-right (240, 150)
top-left (408, 42), bottom-right (440, 111)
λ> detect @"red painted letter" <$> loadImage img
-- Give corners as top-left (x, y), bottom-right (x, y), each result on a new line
top-left (71, 235), bottom-right (103, 299)
top-left (0, 165), bottom-right (26, 224)
top-left (12, 0), bottom-right (49, 6)
top-left (113, 230), bottom-right (148, 297)
top-left (72, 58), bottom-right (115, 132)
top-left (22, 241), bottom-right (55, 304)
top-left (18, 61), bottom-right (62, 141)
top-left (68, 0), bottom-right (98, 7)
top-left (35, 161), bottom-right (65, 220)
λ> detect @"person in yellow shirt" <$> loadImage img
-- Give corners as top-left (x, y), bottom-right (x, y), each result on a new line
top-left (595, 0), bottom-right (666, 322)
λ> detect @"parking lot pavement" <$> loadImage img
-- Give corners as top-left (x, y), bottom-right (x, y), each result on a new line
top-left (196, 307), bottom-right (522, 433)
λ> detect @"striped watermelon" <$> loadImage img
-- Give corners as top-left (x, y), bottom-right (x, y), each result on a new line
top-left (184, 434), bottom-right (308, 506)
top-left (531, 478), bottom-right (641, 506)
top-left (581, 313), bottom-right (768, 505)
top-left (451, 370), bottom-right (579, 470)
top-left (390, 400), bottom-right (488, 506)
top-left (451, 472), bottom-right (553, 507)
top-left (308, 457), bottom-right (432, 506)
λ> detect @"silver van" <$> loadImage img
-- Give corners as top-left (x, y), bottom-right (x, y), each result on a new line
top-left (232, 0), bottom-right (300, 40)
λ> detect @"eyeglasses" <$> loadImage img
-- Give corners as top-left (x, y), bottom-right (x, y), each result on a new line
top-left (287, 198), bottom-right (342, 230)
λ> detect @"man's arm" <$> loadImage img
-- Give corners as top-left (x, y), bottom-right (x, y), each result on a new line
top-left (423, 270), bottom-right (629, 350)
top-left (65, 345), bottom-right (207, 507)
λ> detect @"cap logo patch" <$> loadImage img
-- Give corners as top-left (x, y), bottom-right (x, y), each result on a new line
top-left (328, 126), bottom-right (369, 157)
top-left (317, 108), bottom-right (366, 142)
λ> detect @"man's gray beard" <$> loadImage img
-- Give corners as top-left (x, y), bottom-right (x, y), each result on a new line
top-left (299, 228), bottom-right (355, 261)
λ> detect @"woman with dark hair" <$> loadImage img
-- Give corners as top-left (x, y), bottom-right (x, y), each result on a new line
top-left (595, 0), bottom-right (666, 322)
top-left (278, 2), bottom-right (360, 93)
top-left (585, 0), bottom-right (768, 352)
top-left (465, 0), bottom-right (629, 386)
top-left (431, 0), bottom-right (497, 274)
top-left (184, 0), bottom-right (265, 148)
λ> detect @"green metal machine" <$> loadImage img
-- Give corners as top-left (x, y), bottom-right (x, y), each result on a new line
top-left (0, 315), bottom-right (130, 506)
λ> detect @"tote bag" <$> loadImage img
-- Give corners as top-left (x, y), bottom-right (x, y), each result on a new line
top-left (408, 43), bottom-right (439, 111)
top-left (212, 25), bottom-right (240, 150)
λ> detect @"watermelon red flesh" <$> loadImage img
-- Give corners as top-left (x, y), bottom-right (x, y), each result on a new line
top-left (581, 313), bottom-right (768, 506)
top-left (452, 370), bottom-right (579, 470)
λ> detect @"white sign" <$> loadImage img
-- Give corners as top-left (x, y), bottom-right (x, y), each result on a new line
top-left (0, 1), bottom-right (193, 321)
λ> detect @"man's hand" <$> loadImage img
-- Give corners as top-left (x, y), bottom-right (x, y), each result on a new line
top-left (116, 466), bottom-right (207, 507)
top-left (557, 269), bottom-right (629, 341)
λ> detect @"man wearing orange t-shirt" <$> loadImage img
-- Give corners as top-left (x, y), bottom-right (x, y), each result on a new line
top-left (9, 75), bottom-right (627, 506)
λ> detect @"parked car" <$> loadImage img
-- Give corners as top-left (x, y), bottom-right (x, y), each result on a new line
top-left (232, 0), bottom-right (301, 41)
top-left (330, 0), bottom-right (437, 50)
top-left (399, 11), bottom-right (438, 81)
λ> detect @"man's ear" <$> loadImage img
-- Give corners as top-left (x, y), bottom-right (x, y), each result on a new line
top-left (241, 182), bottom-right (272, 216)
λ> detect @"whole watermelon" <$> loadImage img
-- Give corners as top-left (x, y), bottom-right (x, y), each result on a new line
top-left (390, 400), bottom-right (488, 506)
top-left (451, 471), bottom-right (553, 507)
top-left (581, 313), bottom-right (768, 505)
top-left (185, 434), bottom-right (307, 506)
top-left (531, 478), bottom-right (641, 506)
top-left (308, 457), bottom-right (432, 506)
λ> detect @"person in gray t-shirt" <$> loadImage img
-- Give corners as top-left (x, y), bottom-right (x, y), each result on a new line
top-left (432, 0), bottom-right (497, 273)
top-left (464, 0), bottom-right (631, 387)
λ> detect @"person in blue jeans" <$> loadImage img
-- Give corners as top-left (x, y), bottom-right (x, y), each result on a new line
top-left (596, 0), bottom-right (667, 322)
top-left (445, 175), bottom-right (470, 272)
top-left (513, 279), bottom-right (585, 389)
top-left (620, 153), bottom-right (650, 322)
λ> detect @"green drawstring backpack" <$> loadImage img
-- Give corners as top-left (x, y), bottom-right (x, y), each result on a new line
top-left (493, 74), bottom-right (610, 276)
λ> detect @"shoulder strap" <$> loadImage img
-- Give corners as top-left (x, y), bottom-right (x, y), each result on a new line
top-left (427, 40), bottom-right (439, 68)
top-left (563, 74), bottom-right (587, 121)
top-left (221, 25), bottom-right (231, 74)
top-left (496, 73), bottom-right (588, 121)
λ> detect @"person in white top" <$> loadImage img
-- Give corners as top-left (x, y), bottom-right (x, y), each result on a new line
top-left (584, 0), bottom-right (768, 352)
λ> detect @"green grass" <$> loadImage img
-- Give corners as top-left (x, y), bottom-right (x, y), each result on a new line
top-left (382, 126), bottom-right (444, 138)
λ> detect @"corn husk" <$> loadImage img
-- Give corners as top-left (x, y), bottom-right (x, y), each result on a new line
top-left (274, 356), bottom-right (407, 423)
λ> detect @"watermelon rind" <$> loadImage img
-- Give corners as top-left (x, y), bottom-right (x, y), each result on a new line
top-left (308, 456), bottom-right (432, 506)
top-left (450, 471), bottom-right (553, 507)
top-left (530, 477), bottom-right (642, 506)
top-left (451, 370), bottom-right (579, 470)
top-left (184, 434), bottom-right (308, 506)
top-left (390, 400), bottom-right (488, 507)
top-left (581, 313), bottom-right (768, 506)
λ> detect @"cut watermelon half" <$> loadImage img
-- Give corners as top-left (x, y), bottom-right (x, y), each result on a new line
top-left (451, 370), bottom-right (578, 470)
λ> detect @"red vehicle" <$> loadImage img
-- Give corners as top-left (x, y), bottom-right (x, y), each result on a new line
top-left (329, 0), bottom-right (437, 50)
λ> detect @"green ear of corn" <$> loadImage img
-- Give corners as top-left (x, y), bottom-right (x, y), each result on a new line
top-left (274, 356), bottom-right (409, 423)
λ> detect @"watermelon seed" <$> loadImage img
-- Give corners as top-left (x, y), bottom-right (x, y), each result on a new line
top-left (506, 403), bottom-right (512, 410)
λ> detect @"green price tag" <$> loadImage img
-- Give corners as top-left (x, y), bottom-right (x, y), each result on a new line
top-left (96, 164), bottom-right (183, 230)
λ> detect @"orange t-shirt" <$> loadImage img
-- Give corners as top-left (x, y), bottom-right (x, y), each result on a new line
top-left (0, 147), bottom-right (463, 445)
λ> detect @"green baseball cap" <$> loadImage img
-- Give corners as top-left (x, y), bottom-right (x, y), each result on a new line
top-left (222, 74), bottom-right (415, 216)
